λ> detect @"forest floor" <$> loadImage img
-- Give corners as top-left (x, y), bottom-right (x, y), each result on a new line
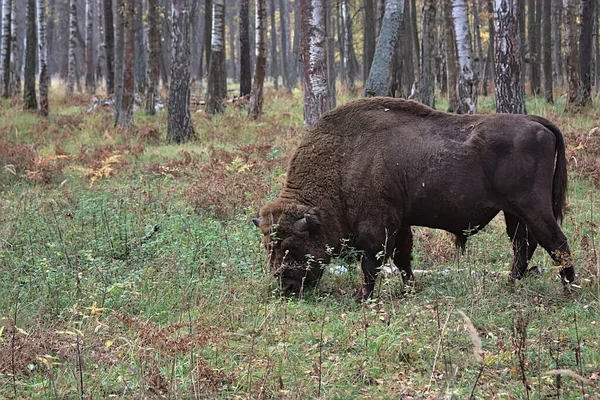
top-left (1, 84), bottom-right (600, 399)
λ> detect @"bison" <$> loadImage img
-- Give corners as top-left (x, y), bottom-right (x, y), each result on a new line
top-left (253, 97), bottom-right (576, 299)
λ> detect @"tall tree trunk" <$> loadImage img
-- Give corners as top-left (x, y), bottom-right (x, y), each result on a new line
top-left (116, 0), bottom-right (135, 128)
top-left (227, 6), bottom-right (237, 82)
top-left (473, 0), bottom-right (484, 85)
top-left (249, 0), bottom-right (266, 119)
top-left (134, 0), bottom-right (146, 94)
top-left (494, 0), bottom-right (525, 114)
top-left (168, 0), bottom-right (194, 142)
top-left (579, 0), bottom-right (593, 106)
top-left (541, 0), bottom-right (552, 102)
top-left (104, 0), bottom-right (115, 94)
top-left (160, 0), bottom-right (171, 87)
top-left (204, 0), bottom-right (212, 80)
top-left (300, 0), bottom-right (328, 126)
top-left (67, 0), bottom-right (78, 96)
top-left (114, 0), bottom-right (125, 123)
top-left (364, 0), bottom-right (404, 97)
top-left (38, 0), bottom-right (49, 115)
top-left (86, 0), bottom-right (96, 93)
top-left (269, 0), bottom-right (278, 89)
top-left (452, 0), bottom-right (477, 113)
top-left (444, 0), bottom-right (459, 110)
top-left (481, 0), bottom-right (494, 96)
top-left (410, 0), bottom-right (420, 97)
top-left (145, 0), bottom-right (159, 114)
top-left (342, 0), bottom-right (357, 93)
top-left (527, 0), bottom-right (541, 95)
top-left (206, 0), bottom-right (224, 113)
top-left (279, 0), bottom-right (290, 88)
top-left (24, 0), bottom-right (37, 109)
top-left (402, 0), bottom-right (414, 96)
top-left (290, 0), bottom-right (300, 88)
top-left (564, 0), bottom-right (583, 109)
top-left (551, 0), bottom-right (563, 87)
top-left (239, 0), bottom-right (251, 96)
top-left (420, 0), bottom-right (436, 107)
top-left (96, 0), bottom-right (105, 83)
top-left (326, 0), bottom-right (335, 109)
top-left (0, 0), bottom-right (11, 98)
top-left (596, 0), bottom-right (599, 94)
top-left (363, 0), bottom-right (375, 82)
top-left (9, 0), bottom-right (19, 97)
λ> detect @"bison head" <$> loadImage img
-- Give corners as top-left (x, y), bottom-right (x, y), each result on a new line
top-left (253, 201), bottom-right (330, 293)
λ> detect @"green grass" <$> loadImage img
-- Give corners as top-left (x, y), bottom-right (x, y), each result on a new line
top-left (0, 87), bottom-right (599, 399)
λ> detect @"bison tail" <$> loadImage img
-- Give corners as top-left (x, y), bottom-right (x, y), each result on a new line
top-left (528, 116), bottom-right (568, 223)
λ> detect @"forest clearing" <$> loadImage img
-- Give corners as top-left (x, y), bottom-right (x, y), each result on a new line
top-left (1, 85), bottom-right (599, 398)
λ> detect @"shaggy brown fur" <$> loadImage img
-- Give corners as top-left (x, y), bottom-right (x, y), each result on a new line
top-left (255, 97), bottom-right (575, 299)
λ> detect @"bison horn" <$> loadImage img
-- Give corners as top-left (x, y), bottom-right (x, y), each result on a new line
top-left (252, 218), bottom-right (261, 227)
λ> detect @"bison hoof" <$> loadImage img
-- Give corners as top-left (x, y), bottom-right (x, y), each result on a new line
top-left (527, 265), bottom-right (543, 276)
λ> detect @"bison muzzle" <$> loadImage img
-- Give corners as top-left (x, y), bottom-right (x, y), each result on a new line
top-left (254, 98), bottom-right (576, 299)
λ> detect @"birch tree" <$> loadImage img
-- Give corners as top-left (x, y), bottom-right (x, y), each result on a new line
top-left (24, 0), bottom-right (37, 110)
top-left (86, 0), bottom-right (96, 93)
top-left (494, 0), bottom-right (525, 114)
top-left (206, 0), bottom-right (224, 114)
top-left (452, 0), bottom-right (477, 113)
top-left (300, 0), bottom-right (328, 126)
top-left (38, 0), bottom-right (49, 116)
top-left (239, 0), bottom-right (251, 96)
top-left (420, 0), bottom-right (436, 107)
top-left (67, 0), bottom-right (78, 96)
top-left (0, 0), bottom-right (10, 98)
top-left (364, 0), bottom-right (404, 97)
top-left (167, 0), bottom-right (194, 142)
top-left (248, 0), bottom-right (266, 119)
top-left (145, 0), bottom-right (159, 115)
top-left (8, 0), bottom-right (18, 96)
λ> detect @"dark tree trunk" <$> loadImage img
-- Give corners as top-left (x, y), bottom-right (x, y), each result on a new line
top-left (1, 0), bottom-right (12, 98)
top-left (579, 0), bottom-right (593, 106)
top-left (542, 0), bottom-right (552, 103)
top-left (363, 0), bottom-right (375, 82)
top-left (494, 0), bottom-right (525, 114)
top-left (403, 0), bottom-right (414, 96)
top-left (551, 0), bottom-right (563, 87)
top-left (249, 0), bottom-right (266, 119)
top-left (481, 0), bottom-right (494, 96)
top-left (227, 5), bottom-right (236, 82)
top-left (160, 0), bottom-right (171, 87)
top-left (117, 0), bottom-right (135, 128)
top-left (420, 0), bottom-right (436, 107)
top-left (290, 0), bottom-right (300, 88)
top-left (204, 0), bottom-right (212, 80)
top-left (9, 0), bottom-right (19, 97)
top-left (206, 0), bottom-right (224, 114)
top-left (103, 0), bottom-right (115, 94)
top-left (168, 0), bottom-right (194, 142)
top-left (24, 0), bottom-right (37, 110)
top-left (86, 0), bottom-right (96, 93)
top-left (269, 0), bottom-right (278, 89)
top-left (527, 0), bottom-right (541, 95)
top-left (564, 0), bottom-right (583, 109)
top-left (145, 0), bottom-right (159, 114)
top-left (342, 0), bottom-right (358, 93)
top-left (410, 0), bottom-right (420, 97)
top-left (38, 0), bottom-right (49, 115)
top-left (239, 0), bottom-right (251, 96)
top-left (326, 0), bottom-right (336, 109)
top-left (300, 0), bottom-right (328, 126)
top-left (114, 0), bottom-right (125, 123)
top-left (364, 0), bottom-right (404, 97)
top-left (134, 0), bottom-right (146, 94)
top-left (96, 0), bottom-right (105, 83)
top-left (67, 0), bottom-right (78, 96)
top-left (278, 0), bottom-right (290, 88)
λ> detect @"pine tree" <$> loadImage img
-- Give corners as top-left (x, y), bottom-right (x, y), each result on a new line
top-left (24, 0), bottom-right (38, 110)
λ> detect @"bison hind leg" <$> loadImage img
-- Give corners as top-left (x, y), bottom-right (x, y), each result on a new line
top-left (393, 228), bottom-right (414, 283)
top-left (505, 212), bottom-right (539, 281)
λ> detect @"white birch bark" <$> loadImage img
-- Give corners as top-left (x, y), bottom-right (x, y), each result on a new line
top-left (452, 0), bottom-right (477, 113)
top-left (205, 0), bottom-right (225, 114)
top-left (38, 0), bottom-right (49, 115)
top-left (9, 0), bottom-right (18, 96)
top-left (248, 0), bottom-right (266, 118)
top-left (0, 0), bottom-right (11, 98)
top-left (67, 0), bottom-right (77, 96)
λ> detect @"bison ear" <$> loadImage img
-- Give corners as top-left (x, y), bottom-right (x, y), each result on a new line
top-left (252, 218), bottom-right (261, 228)
top-left (294, 208), bottom-right (321, 232)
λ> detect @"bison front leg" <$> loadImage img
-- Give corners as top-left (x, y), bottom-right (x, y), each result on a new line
top-left (357, 253), bottom-right (379, 301)
top-left (393, 228), bottom-right (414, 283)
top-left (505, 212), bottom-right (539, 281)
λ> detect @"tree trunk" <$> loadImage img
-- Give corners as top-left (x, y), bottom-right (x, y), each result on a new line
top-left (24, 0), bottom-right (37, 109)
top-left (67, 0), bottom-right (78, 96)
top-left (239, 0), bottom-right (251, 96)
top-left (364, 0), bottom-right (404, 97)
top-left (420, 0), bottom-right (436, 107)
top-left (96, 0), bottom-right (105, 83)
top-left (168, 0), bottom-right (194, 142)
top-left (206, 0), bottom-right (224, 113)
top-left (279, 0), bottom-right (290, 88)
top-left (85, 0), bottom-right (96, 93)
top-left (326, 0), bottom-right (336, 109)
top-left (8, 0), bottom-right (19, 97)
top-left (402, 0), bottom-right (414, 96)
top-left (410, 0), bottom-right (420, 97)
top-left (104, 0), bottom-right (115, 94)
top-left (134, 0), bottom-right (146, 94)
top-left (290, 0), bottom-right (300, 88)
top-left (204, 0), bottom-right (212, 80)
top-left (363, 0), bottom-right (375, 82)
top-left (160, 0), bottom-right (171, 88)
top-left (116, 0), bottom-right (135, 128)
top-left (300, 0), bottom-right (328, 126)
top-left (527, 0), bottom-right (541, 95)
top-left (494, 0), bottom-right (525, 114)
top-left (114, 0), bottom-right (125, 123)
top-left (145, 0), bottom-right (159, 114)
top-left (551, 0), bottom-right (562, 87)
top-left (579, 0), bottom-right (593, 106)
top-left (38, 0), bottom-right (49, 115)
top-left (249, 0), bottom-right (266, 119)
top-left (564, 0), bottom-right (583, 109)
top-left (541, 0), bottom-right (552, 102)
top-left (227, 6), bottom-right (237, 82)
top-left (481, 0), bottom-right (494, 96)
top-left (444, 0), bottom-right (459, 110)
top-left (0, 0), bottom-right (11, 98)
top-left (269, 0), bottom-right (279, 89)
top-left (452, 0), bottom-right (477, 113)
top-left (342, 0), bottom-right (357, 93)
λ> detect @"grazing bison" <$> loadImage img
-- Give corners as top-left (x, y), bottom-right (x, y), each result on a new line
top-left (254, 97), bottom-right (576, 299)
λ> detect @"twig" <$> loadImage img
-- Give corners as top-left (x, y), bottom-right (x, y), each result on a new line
top-left (574, 312), bottom-right (585, 396)
top-left (317, 303), bottom-right (329, 397)
top-left (543, 369), bottom-right (592, 385)
top-left (427, 304), bottom-right (454, 391)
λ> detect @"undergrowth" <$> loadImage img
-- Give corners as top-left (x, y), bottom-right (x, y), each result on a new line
top-left (0, 86), bottom-right (599, 398)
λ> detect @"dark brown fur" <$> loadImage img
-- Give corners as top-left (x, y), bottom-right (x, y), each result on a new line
top-left (255, 97), bottom-right (575, 298)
